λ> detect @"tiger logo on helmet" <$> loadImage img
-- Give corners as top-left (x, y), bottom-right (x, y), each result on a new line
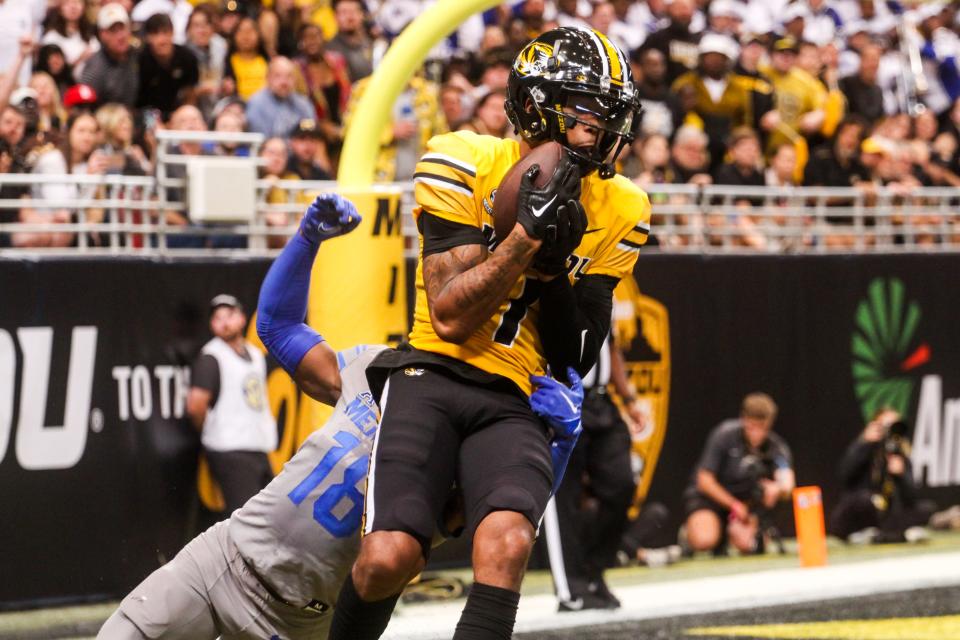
top-left (506, 27), bottom-right (641, 180)
top-left (515, 41), bottom-right (556, 77)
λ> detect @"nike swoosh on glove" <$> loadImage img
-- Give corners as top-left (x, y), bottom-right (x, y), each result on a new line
top-left (516, 155), bottom-right (582, 242)
top-left (299, 193), bottom-right (362, 245)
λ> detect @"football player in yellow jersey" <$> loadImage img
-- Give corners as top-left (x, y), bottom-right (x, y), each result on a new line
top-left (329, 27), bottom-right (651, 640)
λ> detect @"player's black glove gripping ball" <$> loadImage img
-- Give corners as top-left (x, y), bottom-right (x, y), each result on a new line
top-left (533, 198), bottom-right (587, 275)
top-left (515, 155), bottom-right (582, 243)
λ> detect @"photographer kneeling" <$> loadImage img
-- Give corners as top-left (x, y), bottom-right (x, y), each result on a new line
top-left (829, 408), bottom-right (934, 544)
top-left (682, 393), bottom-right (795, 555)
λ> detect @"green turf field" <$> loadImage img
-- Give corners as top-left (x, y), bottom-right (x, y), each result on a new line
top-left (2, 531), bottom-right (958, 640)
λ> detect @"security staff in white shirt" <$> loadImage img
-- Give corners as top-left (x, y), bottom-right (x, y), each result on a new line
top-left (187, 294), bottom-right (277, 515)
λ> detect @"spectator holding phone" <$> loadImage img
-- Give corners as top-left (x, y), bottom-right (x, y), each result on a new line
top-left (95, 103), bottom-right (149, 175)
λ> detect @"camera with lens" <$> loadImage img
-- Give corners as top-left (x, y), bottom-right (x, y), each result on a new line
top-left (883, 420), bottom-right (909, 457)
top-left (739, 451), bottom-right (785, 553)
top-left (739, 452), bottom-right (775, 508)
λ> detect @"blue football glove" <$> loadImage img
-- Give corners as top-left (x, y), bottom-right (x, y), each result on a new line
top-left (299, 193), bottom-right (361, 245)
top-left (529, 367), bottom-right (583, 496)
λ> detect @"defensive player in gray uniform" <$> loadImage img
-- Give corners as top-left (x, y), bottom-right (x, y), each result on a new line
top-left (98, 194), bottom-right (584, 639)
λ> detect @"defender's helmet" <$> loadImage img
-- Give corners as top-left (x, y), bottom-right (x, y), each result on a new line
top-left (506, 27), bottom-right (641, 179)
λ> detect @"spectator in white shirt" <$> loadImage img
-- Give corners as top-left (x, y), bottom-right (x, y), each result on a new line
top-left (19, 111), bottom-right (108, 247)
top-left (0, 0), bottom-right (35, 86)
top-left (41, 0), bottom-right (100, 80)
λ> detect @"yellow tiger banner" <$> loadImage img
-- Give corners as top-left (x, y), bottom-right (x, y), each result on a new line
top-left (612, 276), bottom-right (671, 513)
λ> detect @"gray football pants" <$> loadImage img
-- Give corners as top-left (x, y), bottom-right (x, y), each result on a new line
top-left (97, 520), bottom-right (331, 639)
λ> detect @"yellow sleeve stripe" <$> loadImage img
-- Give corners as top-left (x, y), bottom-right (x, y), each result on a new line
top-left (420, 152), bottom-right (477, 178)
top-left (633, 220), bottom-right (651, 235)
top-left (413, 172), bottom-right (473, 197)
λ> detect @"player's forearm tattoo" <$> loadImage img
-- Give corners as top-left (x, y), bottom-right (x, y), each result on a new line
top-left (424, 234), bottom-right (537, 337)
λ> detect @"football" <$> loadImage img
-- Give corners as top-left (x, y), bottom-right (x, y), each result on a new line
top-left (492, 141), bottom-right (566, 242)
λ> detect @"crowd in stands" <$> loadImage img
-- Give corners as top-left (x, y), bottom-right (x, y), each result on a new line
top-left (2, 0), bottom-right (960, 248)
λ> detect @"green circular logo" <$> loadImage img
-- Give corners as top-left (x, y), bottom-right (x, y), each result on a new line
top-left (851, 278), bottom-right (929, 422)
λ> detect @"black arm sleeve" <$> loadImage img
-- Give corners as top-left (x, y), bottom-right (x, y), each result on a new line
top-left (419, 211), bottom-right (486, 257)
top-left (191, 353), bottom-right (220, 408)
top-left (537, 273), bottom-right (618, 381)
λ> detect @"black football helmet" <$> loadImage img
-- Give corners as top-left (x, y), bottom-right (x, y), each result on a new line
top-left (506, 27), bottom-right (641, 179)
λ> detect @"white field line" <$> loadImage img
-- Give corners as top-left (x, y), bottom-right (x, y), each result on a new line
top-left (382, 550), bottom-right (960, 639)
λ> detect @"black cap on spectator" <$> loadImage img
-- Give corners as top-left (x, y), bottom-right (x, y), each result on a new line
top-left (290, 119), bottom-right (323, 139)
top-left (144, 12), bottom-right (174, 34)
top-left (223, 0), bottom-right (241, 14)
top-left (210, 294), bottom-right (243, 315)
top-left (771, 36), bottom-right (799, 53)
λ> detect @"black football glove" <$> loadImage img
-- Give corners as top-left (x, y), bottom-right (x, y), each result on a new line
top-left (533, 198), bottom-right (587, 275)
top-left (515, 156), bottom-right (582, 242)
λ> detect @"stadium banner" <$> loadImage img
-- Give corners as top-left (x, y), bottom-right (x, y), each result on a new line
top-left (612, 276), bottom-right (671, 514)
top-left (3, 254), bottom-right (960, 604)
top-left (0, 257), bottom-right (272, 608)
top-left (633, 253), bottom-right (960, 538)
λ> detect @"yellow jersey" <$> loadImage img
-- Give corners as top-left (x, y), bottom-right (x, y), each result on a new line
top-left (763, 66), bottom-right (825, 151)
top-left (408, 131), bottom-right (651, 395)
top-left (230, 53), bottom-right (268, 102)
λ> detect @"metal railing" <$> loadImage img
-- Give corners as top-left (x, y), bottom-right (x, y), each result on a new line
top-left (2, 169), bottom-right (960, 257)
top-left (643, 183), bottom-right (960, 254)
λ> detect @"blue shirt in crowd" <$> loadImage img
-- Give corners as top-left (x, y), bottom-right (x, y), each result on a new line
top-left (245, 89), bottom-right (316, 139)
